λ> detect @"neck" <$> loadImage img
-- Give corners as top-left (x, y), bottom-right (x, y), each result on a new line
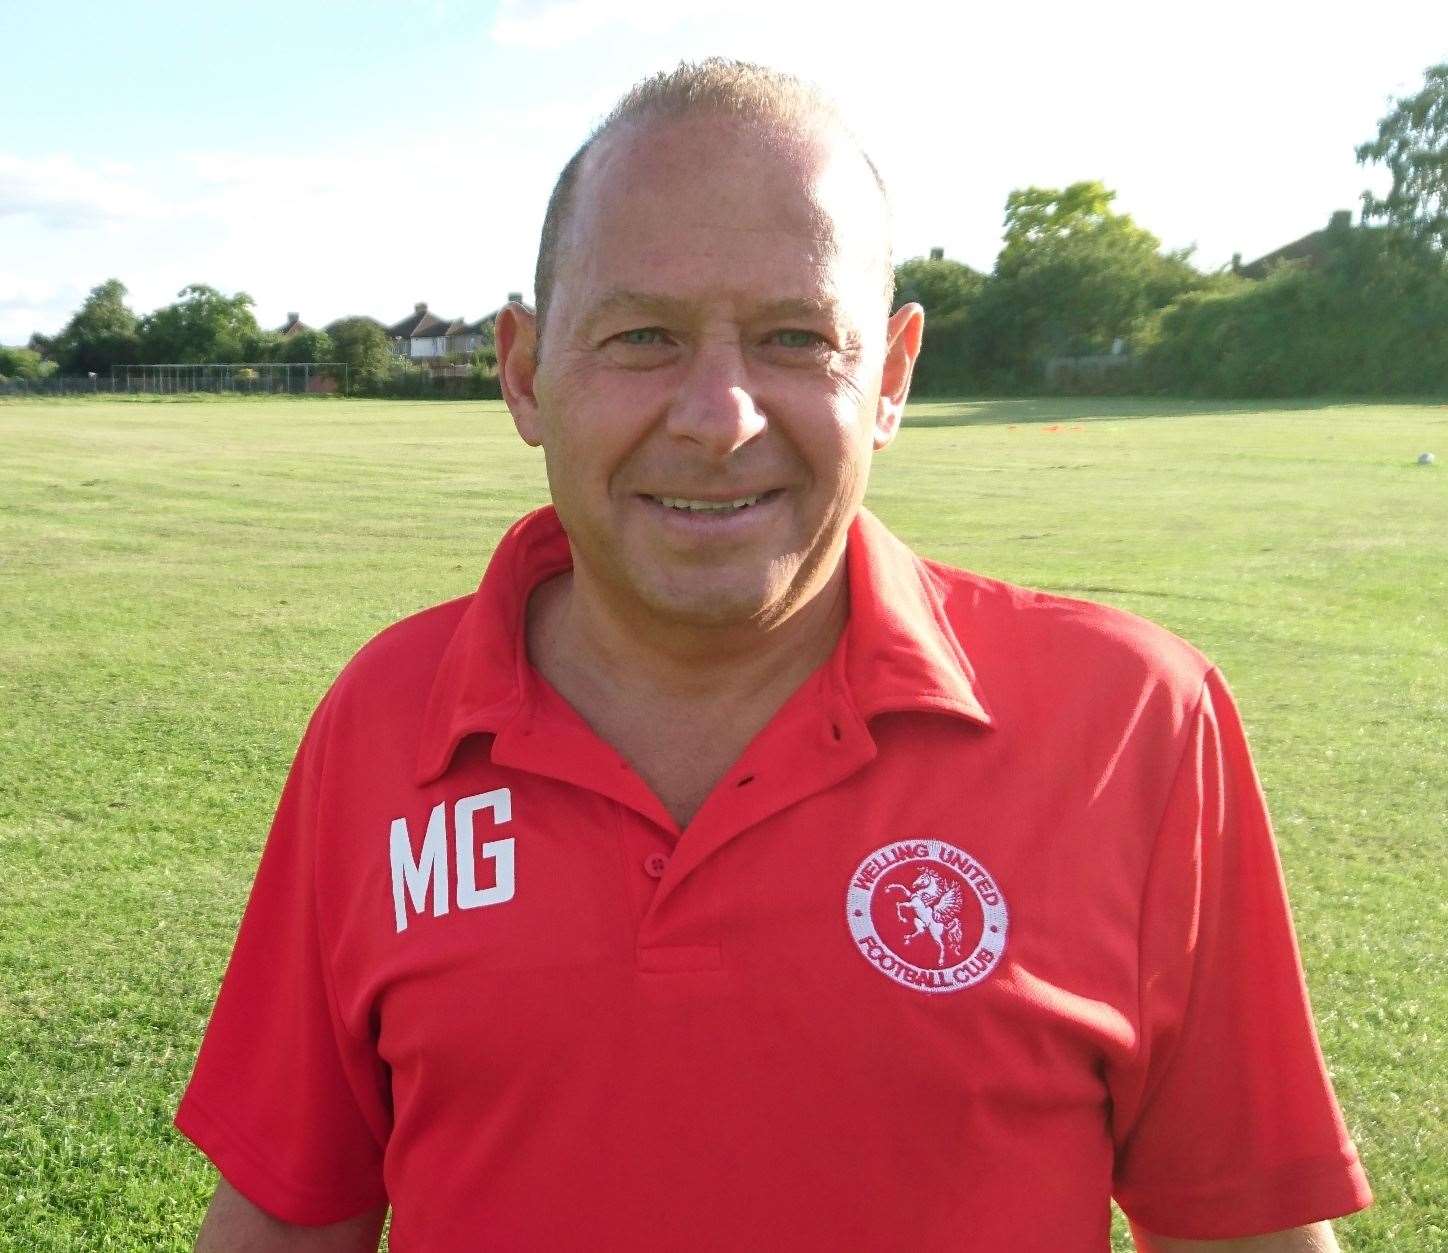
top-left (526, 544), bottom-right (853, 828)
top-left (534, 555), bottom-right (850, 710)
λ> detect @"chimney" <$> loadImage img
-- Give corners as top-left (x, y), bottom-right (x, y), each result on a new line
top-left (1329, 210), bottom-right (1351, 231)
top-left (286, 312), bottom-right (299, 325)
top-left (1231, 252), bottom-right (1242, 273)
top-left (929, 247), bottom-right (944, 261)
top-left (415, 302), bottom-right (427, 314)
top-left (507, 291), bottom-right (523, 304)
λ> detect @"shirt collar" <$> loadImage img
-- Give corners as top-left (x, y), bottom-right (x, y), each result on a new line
top-left (415, 504), bottom-right (992, 786)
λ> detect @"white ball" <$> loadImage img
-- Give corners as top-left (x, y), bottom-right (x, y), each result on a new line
top-left (1419, 452), bottom-right (1436, 465)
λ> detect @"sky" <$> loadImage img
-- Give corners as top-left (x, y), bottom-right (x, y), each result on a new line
top-left (2, 0), bottom-right (1445, 346)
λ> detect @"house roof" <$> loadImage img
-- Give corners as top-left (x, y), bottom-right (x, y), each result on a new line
top-left (277, 314), bottom-right (310, 337)
top-left (331, 305), bottom-right (507, 340)
top-left (462, 310), bottom-right (500, 334)
top-left (1235, 210), bottom-right (1353, 280)
top-left (387, 305), bottom-right (453, 338)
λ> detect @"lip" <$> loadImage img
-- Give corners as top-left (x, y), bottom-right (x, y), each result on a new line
top-left (637, 489), bottom-right (783, 505)
top-left (634, 488), bottom-right (786, 536)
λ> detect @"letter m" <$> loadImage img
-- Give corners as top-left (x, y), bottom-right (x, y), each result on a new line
top-left (390, 801), bottom-right (450, 933)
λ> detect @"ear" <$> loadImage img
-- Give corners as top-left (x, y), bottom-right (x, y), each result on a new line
top-left (496, 302), bottom-right (542, 446)
top-left (874, 302), bottom-right (924, 451)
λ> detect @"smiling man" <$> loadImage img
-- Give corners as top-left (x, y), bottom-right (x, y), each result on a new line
top-left (178, 61), bottom-right (1371, 1251)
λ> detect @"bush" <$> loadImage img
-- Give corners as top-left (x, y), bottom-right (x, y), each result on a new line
top-left (0, 346), bottom-right (57, 381)
top-left (1142, 229), bottom-right (1448, 396)
top-left (910, 308), bottom-right (980, 394)
top-left (356, 360), bottom-right (501, 399)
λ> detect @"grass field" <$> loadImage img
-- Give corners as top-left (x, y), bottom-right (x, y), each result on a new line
top-left (1, 394), bottom-right (1444, 1250)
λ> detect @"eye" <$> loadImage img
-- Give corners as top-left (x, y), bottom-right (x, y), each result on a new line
top-left (614, 327), bottom-right (669, 346)
top-left (769, 328), bottom-right (827, 349)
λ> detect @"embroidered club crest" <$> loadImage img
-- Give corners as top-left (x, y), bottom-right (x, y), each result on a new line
top-left (845, 839), bottom-right (1008, 995)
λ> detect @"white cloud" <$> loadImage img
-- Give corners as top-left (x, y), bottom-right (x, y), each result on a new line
top-left (0, 273), bottom-right (67, 309)
top-left (0, 153), bottom-right (171, 228)
top-left (161, 136), bottom-right (552, 328)
top-left (6, 0), bottom-right (1444, 345)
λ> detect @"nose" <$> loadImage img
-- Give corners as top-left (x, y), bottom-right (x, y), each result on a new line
top-left (664, 345), bottom-right (767, 456)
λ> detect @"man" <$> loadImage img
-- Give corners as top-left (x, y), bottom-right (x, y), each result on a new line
top-left (178, 60), bottom-right (1371, 1251)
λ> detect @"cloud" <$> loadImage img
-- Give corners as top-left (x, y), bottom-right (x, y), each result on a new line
top-left (0, 153), bottom-right (170, 228)
top-left (0, 273), bottom-right (68, 309)
top-left (0, 274), bottom-right (85, 345)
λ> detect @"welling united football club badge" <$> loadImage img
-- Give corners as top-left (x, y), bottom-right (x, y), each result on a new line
top-left (845, 839), bottom-right (1009, 995)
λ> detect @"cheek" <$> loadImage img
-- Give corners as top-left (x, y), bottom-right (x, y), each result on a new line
top-left (535, 374), bottom-right (650, 487)
top-left (789, 391), bottom-right (877, 479)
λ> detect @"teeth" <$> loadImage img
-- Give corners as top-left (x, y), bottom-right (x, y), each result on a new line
top-left (656, 494), bottom-right (763, 512)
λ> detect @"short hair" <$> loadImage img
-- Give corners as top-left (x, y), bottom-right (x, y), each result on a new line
top-left (532, 58), bottom-right (894, 338)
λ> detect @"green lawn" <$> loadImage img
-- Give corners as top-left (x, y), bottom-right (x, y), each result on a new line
top-left (1, 395), bottom-right (1443, 1250)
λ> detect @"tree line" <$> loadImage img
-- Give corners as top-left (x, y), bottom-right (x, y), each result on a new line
top-left (901, 62), bottom-right (1448, 397)
top-left (0, 281), bottom-right (434, 396)
top-left (5, 63), bottom-right (1444, 398)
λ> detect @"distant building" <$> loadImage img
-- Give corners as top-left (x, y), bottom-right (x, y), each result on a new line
top-left (383, 302), bottom-right (501, 368)
top-left (266, 302), bottom-right (509, 374)
top-left (449, 314), bottom-right (499, 357)
top-left (1232, 210), bottom-right (1355, 280)
top-left (387, 302), bottom-right (454, 359)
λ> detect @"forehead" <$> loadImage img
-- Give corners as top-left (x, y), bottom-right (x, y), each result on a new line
top-left (558, 115), bottom-right (888, 314)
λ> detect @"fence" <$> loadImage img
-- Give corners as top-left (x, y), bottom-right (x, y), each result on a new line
top-left (1, 364), bottom-right (353, 397)
top-left (112, 362), bottom-right (349, 394)
top-left (0, 375), bottom-right (120, 397)
top-left (1043, 354), bottom-right (1139, 393)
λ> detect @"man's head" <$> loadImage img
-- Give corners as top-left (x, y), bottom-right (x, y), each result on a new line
top-left (497, 59), bottom-right (923, 634)
top-left (533, 59), bottom-right (896, 340)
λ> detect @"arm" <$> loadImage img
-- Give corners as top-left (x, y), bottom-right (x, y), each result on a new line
top-left (195, 1178), bottom-right (386, 1252)
top-left (1131, 1220), bottom-right (1341, 1253)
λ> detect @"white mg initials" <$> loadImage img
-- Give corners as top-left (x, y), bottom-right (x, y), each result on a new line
top-left (389, 788), bottom-right (516, 933)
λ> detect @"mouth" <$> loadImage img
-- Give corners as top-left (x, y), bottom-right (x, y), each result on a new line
top-left (640, 489), bottom-right (783, 515)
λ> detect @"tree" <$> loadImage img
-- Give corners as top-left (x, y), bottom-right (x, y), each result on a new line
top-left (327, 317), bottom-right (397, 392)
top-left (970, 182), bottom-right (1203, 384)
top-left (0, 345), bottom-right (57, 381)
top-left (892, 256), bottom-right (984, 394)
top-left (893, 256), bottom-right (984, 318)
top-left (1141, 226), bottom-right (1448, 397)
top-left (247, 330), bottom-right (284, 362)
top-left (278, 327), bottom-right (335, 364)
top-left (51, 278), bottom-right (140, 374)
top-left (138, 284), bottom-right (261, 363)
top-left (998, 182), bottom-right (1130, 263)
top-left (1357, 62), bottom-right (1448, 252)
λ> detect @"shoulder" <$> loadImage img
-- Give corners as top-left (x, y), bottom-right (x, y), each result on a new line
top-left (922, 557), bottom-right (1213, 722)
top-left (317, 594), bottom-right (474, 729)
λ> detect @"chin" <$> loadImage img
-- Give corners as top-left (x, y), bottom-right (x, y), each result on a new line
top-left (635, 574), bottom-right (786, 630)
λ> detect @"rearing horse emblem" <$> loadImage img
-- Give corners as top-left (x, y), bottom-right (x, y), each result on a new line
top-left (887, 868), bottom-right (965, 968)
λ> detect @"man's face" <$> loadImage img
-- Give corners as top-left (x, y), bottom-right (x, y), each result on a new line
top-left (505, 114), bottom-right (920, 630)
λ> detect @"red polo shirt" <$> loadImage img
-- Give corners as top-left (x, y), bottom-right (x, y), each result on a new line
top-left (177, 505), bottom-right (1370, 1250)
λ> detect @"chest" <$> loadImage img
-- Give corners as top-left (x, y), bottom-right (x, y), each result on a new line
top-left (326, 734), bottom-right (1162, 1251)
top-left (327, 711), bottom-right (1163, 1081)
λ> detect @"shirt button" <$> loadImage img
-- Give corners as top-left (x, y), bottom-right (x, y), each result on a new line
top-left (643, 853), bottom-right (669, 879)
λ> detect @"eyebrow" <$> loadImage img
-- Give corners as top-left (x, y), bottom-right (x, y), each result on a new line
top-left (580, 290), bottom-right (691, 339)
top-left (579, 289), bottom-right (846, 340)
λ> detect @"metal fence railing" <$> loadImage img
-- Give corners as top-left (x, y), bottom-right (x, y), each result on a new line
top-left (0, 364), bottom-right (352, 397)
top-left (0, 375), bottom-right (118, 396)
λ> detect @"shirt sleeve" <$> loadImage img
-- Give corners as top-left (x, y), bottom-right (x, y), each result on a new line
top-left (174, 697), bottom-right (392, 1225)
top-left (1110, 667), bottom-right (1372, 1240)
